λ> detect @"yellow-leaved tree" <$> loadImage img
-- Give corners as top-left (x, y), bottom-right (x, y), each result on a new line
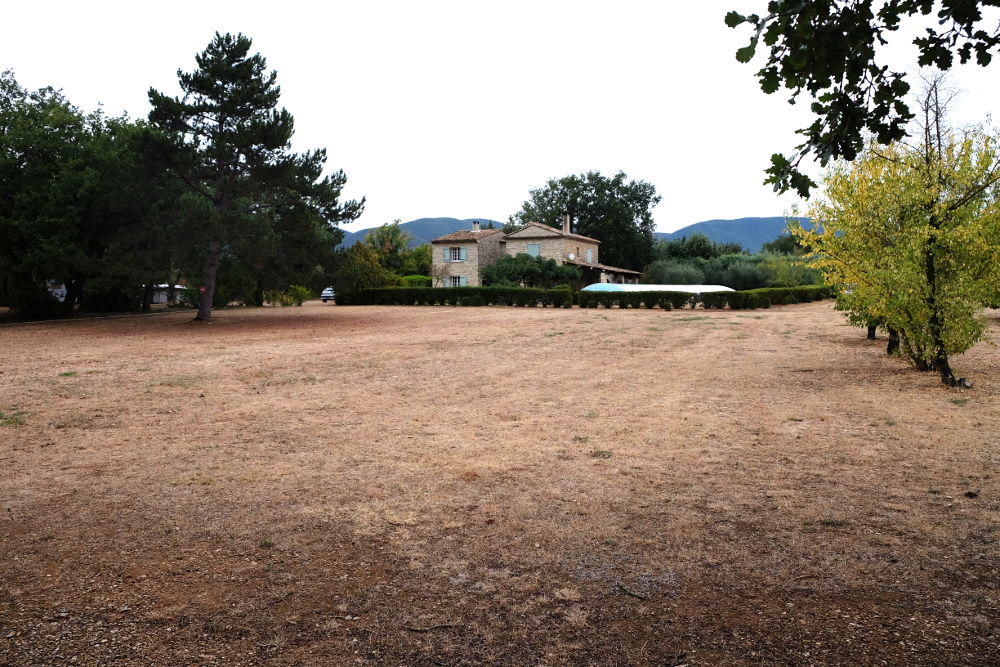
top-left (792, 79), bottom-right (1000, 386)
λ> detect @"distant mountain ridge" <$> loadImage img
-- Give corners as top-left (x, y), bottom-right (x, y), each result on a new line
top-left (338, 216), bottom-right (808, 254)
top-left (654, 216), bottom-right (811, 253)
top-left (337, 218), bottom-right (505, 249)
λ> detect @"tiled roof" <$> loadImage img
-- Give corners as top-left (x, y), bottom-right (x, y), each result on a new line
top-left (504, 221), bottom-right (601, 244)
top-left (431, 228), bottom-right (504, 243)
top-left (565, 258), bottom-right (641, 275)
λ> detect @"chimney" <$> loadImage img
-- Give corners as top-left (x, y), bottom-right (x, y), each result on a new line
top-left (562, 214), bottom-right (571, 234)
top-left (472, 221), bottom-right (481, 233)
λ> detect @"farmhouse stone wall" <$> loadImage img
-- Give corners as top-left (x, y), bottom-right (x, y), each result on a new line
top-left (432, 232), bottom-right (503, 287)
top-left (505, 237), bottom-right (563, 263)
top-left (561, 238), bottom-right (599, 264)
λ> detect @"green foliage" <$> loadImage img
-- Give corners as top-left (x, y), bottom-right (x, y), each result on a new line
top-left (361, 221), bottom-right (431, 277)
top-left (399, 244), bottom-right (432, 276)
top-left (264, 289), bottom-right (295, 306)
top-left (287, 285), bottom-right (312, 306)
top-left (0, 408), bottom-right (26, 427)
top-left (728, 1), bottom-right (1000, 196)
top-left (147, 33), bottom-right (363, 320)
top-left (653, 233), bottom-right (744, 261)
top-left (702, 286), bottom-right (830, 309)
top-left (510, 171), bottom-right (660, 270)
top-left (401, 274), bottom-right (432, 287)
top-left (339, 286), bottom-right (575, 308)
top-left (761, 234), bottom-right (806, 255)
top-left (760, 253), bottom-right (821, 287)
top-left (334, 243), bottom-right (401, 296)
top-left (576, 290), bottom-right (693, 310)
top-left (481, 253), bottom-right (582, 289)
top-left (262, 285), bottom-right (311, 306)
top-left (793, 78), bottom-right (1000, 384)
top-left (643, 261), bottom-right (705, 285)
top-left (0, 70), bottom-right (150, 318)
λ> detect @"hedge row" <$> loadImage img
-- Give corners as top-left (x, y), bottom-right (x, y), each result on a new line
top-left (701, 285), bottom-right (833, 310)
top-left (337, 285), bottom-right (833, 310)
top-left (337, 286), bottom-right (574, 308)
top-left (576, 290), bottom-right (693, 310)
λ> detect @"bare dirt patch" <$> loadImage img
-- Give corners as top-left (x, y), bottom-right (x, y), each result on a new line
top-left (1, 301), bottom-right (998, 665)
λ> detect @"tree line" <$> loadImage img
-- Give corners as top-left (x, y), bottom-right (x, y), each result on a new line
top-left (0, 33), bottom-right (363, 320)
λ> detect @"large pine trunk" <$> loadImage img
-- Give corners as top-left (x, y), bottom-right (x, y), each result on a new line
top-left (195, 241), bottom-right (223, 321)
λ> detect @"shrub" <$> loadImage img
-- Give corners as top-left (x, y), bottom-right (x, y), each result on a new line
top-left (287, 285), bottom-right (312, 306)
top-left (264, 289), bottom-right (295, 306)
top-left (643, 260), bottom-right (706, 285)
top-left (401, 274), bottom-right (432, 288)
top-left (701, 292), bottom-right (729, 309)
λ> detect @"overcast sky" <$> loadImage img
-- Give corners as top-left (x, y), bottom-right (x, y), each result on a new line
top-left (5, 1), bottom-right (998, 233)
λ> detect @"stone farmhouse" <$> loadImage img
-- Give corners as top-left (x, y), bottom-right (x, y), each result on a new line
top-left (431, 217), bottom-right (640, 287)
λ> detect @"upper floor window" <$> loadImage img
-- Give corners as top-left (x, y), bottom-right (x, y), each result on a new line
top-left (444, 246), bottom-right (467, 262)
top-left (527, 244), bottom-right (540, 257)
top-left (586, 248), bottom-right (593, 263)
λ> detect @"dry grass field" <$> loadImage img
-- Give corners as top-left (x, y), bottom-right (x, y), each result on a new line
top-left (1, 300), bottom-right (998, 666)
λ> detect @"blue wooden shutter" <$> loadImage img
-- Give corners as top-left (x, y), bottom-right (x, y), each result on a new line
top-left (460, 246), bottom-right (468, 261)
top-left (443, 246), bottom-right (449, 262)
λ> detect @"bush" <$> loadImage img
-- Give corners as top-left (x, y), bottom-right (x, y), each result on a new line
top-left (7, 283), bottom-right (66, 319)
top-left (287, 285), bottom-right (312, 306)
top-left (401, 274), bottom-right (432, 288)
top-left (701, 292), bottom-right (729, 309)
top-left (264, 289), bottom-right (295, 306)
top-left (643, 260), bottom-right (706, 285)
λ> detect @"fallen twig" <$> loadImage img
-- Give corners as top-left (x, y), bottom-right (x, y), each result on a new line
top-left (404, 623), bottom-right (462, 632)
top-left (615, 582), bottom-right (648, 600)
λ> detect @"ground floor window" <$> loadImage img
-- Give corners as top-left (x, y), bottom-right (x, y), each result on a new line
top-left (450, 276), bottom-right (466, 287)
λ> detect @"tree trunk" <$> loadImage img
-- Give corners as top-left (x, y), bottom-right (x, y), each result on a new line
top-left (253, 278), bottom-right (264, 307)
top-left (924, 229), bottom-right (954, 385)
top-left (141, 282), bottom-right (154, 313)
top-left (936, 354), bottom-right (957, 386)
top-left (867, 324), bottom-right (877, 340)
top-left (195, 240), bottom-right (223, 321)
top-left (886, 328), bottom-right (900, 355)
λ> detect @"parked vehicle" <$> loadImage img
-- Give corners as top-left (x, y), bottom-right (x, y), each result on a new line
top-left (320, 287), bottom-right (336, 303)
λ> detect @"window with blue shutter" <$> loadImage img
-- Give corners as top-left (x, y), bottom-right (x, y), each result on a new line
top-left (527, 244), bottom-right (540, 257)
top-left (460, 246), bottom-right (467, 261)
top-left (586, 248), bottom-right (593, 263)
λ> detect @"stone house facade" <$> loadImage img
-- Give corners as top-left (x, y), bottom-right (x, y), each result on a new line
top-left (430, 222), bottom-right (504, 287)
top-left (431, 217), bottom-right (640, 287)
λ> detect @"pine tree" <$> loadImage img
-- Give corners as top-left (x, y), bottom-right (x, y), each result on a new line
top-left (148, 32), bottom-right (362, 320)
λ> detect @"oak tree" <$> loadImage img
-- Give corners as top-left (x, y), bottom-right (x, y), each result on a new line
top-left (728, 1), bottom-right (1000, 196)
top-left (510, 171), bottom-right (660, 271)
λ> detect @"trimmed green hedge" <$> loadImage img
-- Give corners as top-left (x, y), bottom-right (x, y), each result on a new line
top-left (337, 286), bottom-right (574, 308)
top-left (336, 285), bottom-right (832, 310)
top-left (576, 290), bottom-right (693, 310)
top-left (704, 285), bottom-right (832, 309)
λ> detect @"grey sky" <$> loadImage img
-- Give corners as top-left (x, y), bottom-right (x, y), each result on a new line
top-left (5, 1), bottom-right (998, 233)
